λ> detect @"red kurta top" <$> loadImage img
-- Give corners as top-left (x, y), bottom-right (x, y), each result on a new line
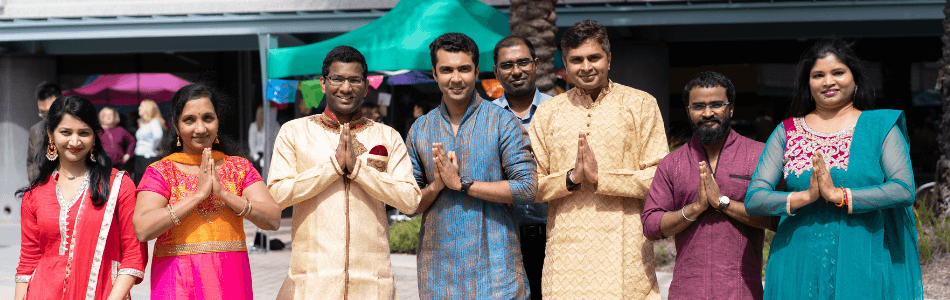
top-left (17, 169), bottom-right (148, 300)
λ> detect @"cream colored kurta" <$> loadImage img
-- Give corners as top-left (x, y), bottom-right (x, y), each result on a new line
top-left (267, 114), bottom-right (422, 300)
top-left (528, 81), bottom-right (668, 300)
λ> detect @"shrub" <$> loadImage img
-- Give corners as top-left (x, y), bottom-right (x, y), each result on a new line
top-left (389, 217), bottom-right (422, 253)
top-left (915, 187), bottom-right (950, 263)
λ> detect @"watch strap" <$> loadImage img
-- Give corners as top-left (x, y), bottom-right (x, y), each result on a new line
top-left (566, 169), bottom-right (581, 191)
top-left (460, 176), bottom-right (474, 194)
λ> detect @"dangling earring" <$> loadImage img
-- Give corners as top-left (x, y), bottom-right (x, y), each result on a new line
top-left (214, 137), bottom-right (220, 144)
top-left (45, 139), bottom-right (58, 161)
top-left (90, 152), bottom-right (96, 162)
top-left (176, 134), bottom-right (181, 147)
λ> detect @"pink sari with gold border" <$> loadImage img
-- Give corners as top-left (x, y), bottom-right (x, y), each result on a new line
top-left (137, 153), bottom-right (262, 300)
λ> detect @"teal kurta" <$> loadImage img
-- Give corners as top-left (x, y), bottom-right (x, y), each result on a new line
top-left (745, 109), bottom-right (922, 300)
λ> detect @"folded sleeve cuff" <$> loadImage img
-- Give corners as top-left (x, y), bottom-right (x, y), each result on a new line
top-left (346, 158), bottom-right (364, 180)
top-left (118, 268), bottom-right (145, 279)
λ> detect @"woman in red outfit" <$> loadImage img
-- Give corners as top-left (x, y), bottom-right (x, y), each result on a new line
top-left (15, 95), bottom-right (148, 300)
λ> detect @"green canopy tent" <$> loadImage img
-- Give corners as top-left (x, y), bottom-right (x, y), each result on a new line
top-left (268, 0), bottom-right (511, 78)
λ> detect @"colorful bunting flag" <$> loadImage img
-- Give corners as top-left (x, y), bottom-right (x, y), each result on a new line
top-left (481, 79), bottom-right (504, 99)
top-left (367, 75), bottom-right (384, 90)
top-left (299, 79), bottom-right (324, 109)
top-left (266, 79), bottom-right (298, 109)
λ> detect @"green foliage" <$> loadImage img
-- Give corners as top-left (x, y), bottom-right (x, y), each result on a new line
top-left (656, 244), bottom-right (672, 266)
top-left (915, 187), bottom-right (950, 264)
top-left (762, 229), bottom-right (775, 276)
top-left (389, 217), bottom-right (421, 253)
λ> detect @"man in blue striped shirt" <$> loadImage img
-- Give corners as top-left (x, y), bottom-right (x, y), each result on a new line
top-left (407, 33), bottom-right (537, 300)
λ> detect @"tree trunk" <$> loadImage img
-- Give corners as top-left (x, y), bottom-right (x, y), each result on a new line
top-left (509, 0), bottom-right (559, 96)
top-left (934, 0), bottom-right (950, 217)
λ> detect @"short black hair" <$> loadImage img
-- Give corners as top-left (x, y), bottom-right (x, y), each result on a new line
top-left (322, 45), bottom-right (368, 79)
top-left (35, 82), bottom-right (62, 101)
top-left (561, 20), bottom-right (610, 55)
top-left (787, 37), bottom-right (875, 118)
top-left (493, 35), bottom-right (536, 63)
top-left (429, 33), bottom-right (480, 68)
top-left (682, 71), bottom-right (736, 106)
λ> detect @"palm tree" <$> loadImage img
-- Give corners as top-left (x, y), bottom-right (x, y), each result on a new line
top-left (935, 0), bottom-right (950, 213)
top-left (508, 0), bottom-right (559, 96)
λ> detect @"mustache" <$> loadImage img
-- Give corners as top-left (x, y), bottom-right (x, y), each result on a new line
top-left (695, 117), bottom-right (722, 126)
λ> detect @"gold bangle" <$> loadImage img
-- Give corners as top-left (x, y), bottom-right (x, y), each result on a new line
top-left (166, 204), bottom-right (182, 225)
top-left (785, 193), bottom-right (796, 217)
top-left (237, 196), bottom-right (251, 217)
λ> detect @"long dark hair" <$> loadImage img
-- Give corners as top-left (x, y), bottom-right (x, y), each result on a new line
top-left (158, 83), bottom-right (246, 157)
top-left (787, 38), bottom-right (876, 118)
top-left (17, 96), bottom-right (114, 206)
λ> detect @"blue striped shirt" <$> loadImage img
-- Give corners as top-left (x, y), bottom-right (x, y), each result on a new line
top-left (407, 93), bottom-right (536, 299)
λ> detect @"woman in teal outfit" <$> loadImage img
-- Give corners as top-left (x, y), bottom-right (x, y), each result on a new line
top-left (745, 38), bottom-right (923, 300)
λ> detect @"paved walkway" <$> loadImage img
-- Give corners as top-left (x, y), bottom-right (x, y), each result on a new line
top-left (0, 220), bottom-right (674, 299)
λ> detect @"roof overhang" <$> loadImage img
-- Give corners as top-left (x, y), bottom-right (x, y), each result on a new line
top-left (0, 0), bottom-right (941, 55)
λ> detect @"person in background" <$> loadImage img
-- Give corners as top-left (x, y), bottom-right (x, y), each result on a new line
top-left (528, 20), bottom-right (667, 299)
top-left (132, 99), bottom-right (166, 183)
top-left (248, 105), bottom-right (279, 173)
top-left (133, 99), bottom-right (166, 183)
top-left (403, 102), bottom-right (429, 138)
top-left (133, 84), bottom-right (280, 299)
top-left (641, 71), bottom-right (777, 300)
top-left (491, 35), bottom-right (552, 300)
top-left (267, 45), bottom-right (421, 300)
top-left (407, 33), bottom-right (536, 299)
top-left (15, 95), bottom-right (147, 300)
top-left (361, 102), bottom-right (382, 122)
top-left (99, 106), bottom-right (136, 171)
top-left (26, 82), bottom-right (62, 182)
top-left (745, 38), bottom-right (923, 299)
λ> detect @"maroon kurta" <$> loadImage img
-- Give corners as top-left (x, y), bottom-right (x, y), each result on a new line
top-left (99, 126), bottom-right (136, 164)
top-left (17, 169), bottom-right (148, 300)
top-left (641, 130), bottom-right (767, 300)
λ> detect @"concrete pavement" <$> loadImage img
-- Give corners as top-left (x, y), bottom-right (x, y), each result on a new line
top-left (0, 220), bottom-right (674, 299)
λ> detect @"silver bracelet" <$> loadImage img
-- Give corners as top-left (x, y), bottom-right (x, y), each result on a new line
top-left (681, 204), bottom-right (697, 222)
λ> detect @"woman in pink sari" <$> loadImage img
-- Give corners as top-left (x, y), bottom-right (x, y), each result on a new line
top-left (132, 83), bottom-right (281, 299)
top-left (15, 95), bottom-right (147, 300)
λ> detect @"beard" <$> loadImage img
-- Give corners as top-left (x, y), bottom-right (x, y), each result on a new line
top-left (692, 114), bottom-right (731, 146)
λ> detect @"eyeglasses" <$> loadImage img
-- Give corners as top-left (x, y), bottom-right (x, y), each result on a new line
top-left (497, 59), bottom-right (534, 71)
top-left (325, 76), bottom-right (365, 87)
top-left (688, 101), bottom-right (731, 111)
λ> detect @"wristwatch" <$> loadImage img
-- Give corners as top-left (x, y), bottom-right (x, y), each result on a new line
top-left (566, 169), bottom-right (581, 191)
top-left (460, 176), bottom-right (474, 195)
top-left (717, 195), bottom-right (731, 211)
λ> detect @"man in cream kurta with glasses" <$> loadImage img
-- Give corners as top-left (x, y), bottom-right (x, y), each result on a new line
top-left (268, 45), bottom-right (422, 300)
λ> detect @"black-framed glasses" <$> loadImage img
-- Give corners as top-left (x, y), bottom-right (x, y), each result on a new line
top-left (325, 76), bottom-right (365, 86)
top-left (497, 58), bottom-right (534, 71)
top-left (688, 101), bottom-right (731, 111)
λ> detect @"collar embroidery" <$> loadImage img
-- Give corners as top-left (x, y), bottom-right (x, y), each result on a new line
top-left (310, 107), bottom-right (373, 134)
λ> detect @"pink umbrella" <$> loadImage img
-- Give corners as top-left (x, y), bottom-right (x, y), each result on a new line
top-left (64, 73), bottom-right (192, 105)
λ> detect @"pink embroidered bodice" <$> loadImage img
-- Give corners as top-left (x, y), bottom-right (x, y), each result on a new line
top-left (782, 117), bottom-right (855, 178)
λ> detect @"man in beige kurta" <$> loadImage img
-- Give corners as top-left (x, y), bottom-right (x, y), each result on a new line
top-left (528, 20), bottom-right (668, 299)
top-left (267, 46), bottom-right (421, 300)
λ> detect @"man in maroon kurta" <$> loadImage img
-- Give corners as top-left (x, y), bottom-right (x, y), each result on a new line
top-left (641, 71), bottom-right (777, 300)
